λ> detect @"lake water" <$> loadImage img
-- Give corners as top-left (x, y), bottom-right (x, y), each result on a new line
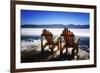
top-left (21, 28), bottom-right (90, 49)
top-left (21, 28), bottom-right (89, 37)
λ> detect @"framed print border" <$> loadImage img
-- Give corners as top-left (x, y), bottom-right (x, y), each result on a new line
top-left (11, 0), bottom-right (97, 72)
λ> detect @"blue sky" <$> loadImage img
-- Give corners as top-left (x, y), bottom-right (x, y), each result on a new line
top-left (21, 10), bottom-right (90, 25)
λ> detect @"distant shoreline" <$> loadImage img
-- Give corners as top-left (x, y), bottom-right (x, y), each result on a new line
top-left (21, 24), bottom-right (89, 29)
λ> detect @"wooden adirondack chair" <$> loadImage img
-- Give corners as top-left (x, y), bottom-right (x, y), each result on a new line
top-left (60, 28), bottom-right (80, 58)
top-left (41, 29), bottom-right (60, 54)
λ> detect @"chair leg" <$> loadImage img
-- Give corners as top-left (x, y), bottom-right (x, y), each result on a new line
top-left (74, 45), bottom-right (78, 55)
top-left (41, 47), bottom-right (44, 54)
top-left (76, 46), bottom-right (78, 55)
top-left (51, 48), bottom-right (53, 54)
top-left (71, 48), bottom-right (76, 59)
top-left (74, 46), bottom-right (78, 60)
top-left (41, 35), bottom-right (44, 54)
top-left (60, 48), bottom-right (63, 55)
top-left (71, 46), bottom-right (78, 60)
top-left (66, 47), bottom-right (68, 53)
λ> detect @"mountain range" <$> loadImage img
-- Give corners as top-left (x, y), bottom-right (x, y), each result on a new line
top-left (21, 24), bottom-right (89, 29)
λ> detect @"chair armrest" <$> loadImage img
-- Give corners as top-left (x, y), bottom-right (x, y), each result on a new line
top-left (53, 36), bottom-right (60, 43)
top-left (74, 37), bottom-right (80, 44)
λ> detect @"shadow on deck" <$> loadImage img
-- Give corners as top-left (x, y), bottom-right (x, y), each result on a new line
top-left (21, 50), bottom-right (75, 63)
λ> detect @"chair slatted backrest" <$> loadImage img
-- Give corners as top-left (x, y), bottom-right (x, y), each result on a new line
top-left (61, 28), bottom-right (75, 47)
top-left (42, 29), bottom-right (53, 44)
